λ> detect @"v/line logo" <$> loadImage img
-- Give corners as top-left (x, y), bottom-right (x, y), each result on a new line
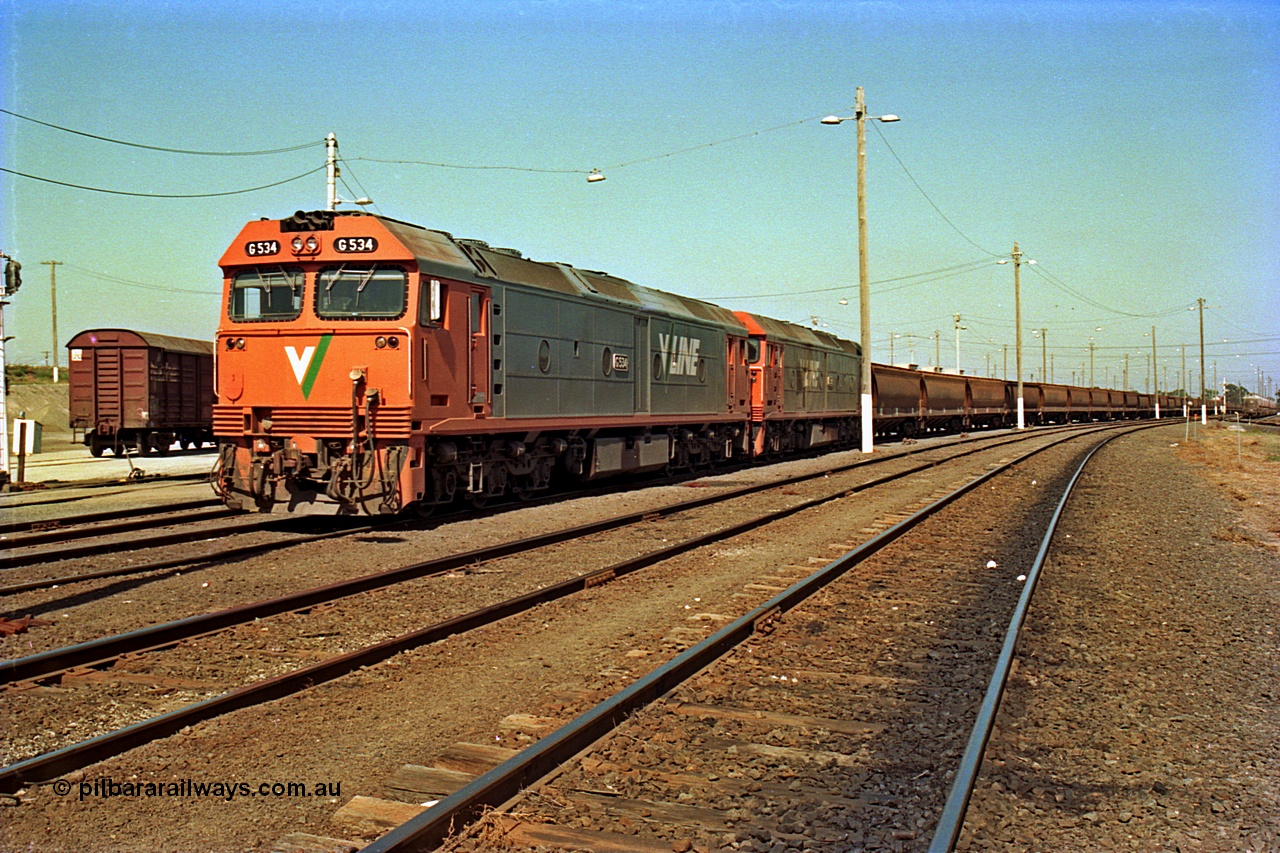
top-left (657, 333), bottom-right (703, 377)
top-left (285, 335), bottom-right (333, 399)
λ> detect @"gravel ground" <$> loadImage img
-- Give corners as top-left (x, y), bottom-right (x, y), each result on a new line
top-left (1, 431), bottom-right (1014, 852)
top-left (959, 421), bottom-right (1280, 852)
top-left (3, 422), bottom-right (1275, 853)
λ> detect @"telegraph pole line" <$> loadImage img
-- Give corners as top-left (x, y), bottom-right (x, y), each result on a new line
top-left (41, 260), bottom-right (62, 383)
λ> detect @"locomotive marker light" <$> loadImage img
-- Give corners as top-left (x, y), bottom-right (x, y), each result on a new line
top-left (822, 87), bottom-right (898, 453)
top-left (997, 246), bottom-right (1035, 429)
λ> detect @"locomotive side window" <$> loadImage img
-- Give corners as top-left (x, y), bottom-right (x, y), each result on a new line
top-left (316, 265), bottom-right (407, 319)
top-left (230, 266), bottom-right (304, 322)
top-left (420, 279), bottom-right (446, 326)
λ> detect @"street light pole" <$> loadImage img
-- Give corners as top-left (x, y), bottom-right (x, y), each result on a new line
top-left (997, 244), bottom-right (1032, 428)
top-left (1039, 327), bottom-right (1047, 386)
top-left (1197, 297), bottom-right (1207, 424)
top-left (822, 88), bottom-right (898, 454)
top-left (854, 88), bottom-right (874, 451)
top-left (1151, 325), bottom-right (1159, 417)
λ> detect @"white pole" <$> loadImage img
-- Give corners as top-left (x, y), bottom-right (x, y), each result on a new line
top-left (326, 133), bottom-right (338, 212)
top-left (855, 87), bottom-right (873, 454)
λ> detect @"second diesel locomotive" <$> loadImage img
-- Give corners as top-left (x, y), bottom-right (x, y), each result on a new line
top-left (212, 210), bottom-right (1167, 515)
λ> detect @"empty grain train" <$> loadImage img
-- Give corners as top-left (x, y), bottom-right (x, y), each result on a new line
top-left (210, 210), bottom-right (1169, 515)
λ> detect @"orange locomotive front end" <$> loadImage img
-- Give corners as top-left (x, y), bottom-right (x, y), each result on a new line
top-left (213, 210), bottom-right (483, 514)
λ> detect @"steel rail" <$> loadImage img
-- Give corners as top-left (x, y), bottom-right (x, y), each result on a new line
top-left (0, 426), bottom-right (1119, 793)
top-left (357, 423), bottom-right (1158, 853)
top-left (925, 428), bottom-right (1129, 852)
top-left (0, 506), bottom-right (235, 550)
top-left (0, 498), bottom-right (221, 536)
top-left (0, 422), bottom-right (1100, 683)
top-left (0, 512), bottom-right (295, 571)
top-left (0, 469), bottom-right (209, 500)
top-left (0, 423), bottom-right (1099, 598)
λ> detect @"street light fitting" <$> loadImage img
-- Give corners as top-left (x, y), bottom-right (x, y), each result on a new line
top-left (822, 113), bottom-right (900, 125)
top-left (587, 169), bottom-right (606, 183)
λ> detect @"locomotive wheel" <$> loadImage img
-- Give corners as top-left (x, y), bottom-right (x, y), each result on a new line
top-left (89, 435), bottom-right (105, 458)
top-left (136, 437), bottom-right (153, 457)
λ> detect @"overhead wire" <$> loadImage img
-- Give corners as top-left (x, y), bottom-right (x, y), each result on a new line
top-left (62, 263), bottom-right (219, 295)
top-left (0, 164), bottom-right (327, 198)
top-left (703, 256), bottom-right (994, 302)
top-left (0, 108), bottom-right (323, 156)
top-left (870, 120), bottom-right (1002, 258)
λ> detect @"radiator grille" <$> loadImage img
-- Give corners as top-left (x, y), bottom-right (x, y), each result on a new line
top-left (213, 406), bottom-right (412, 438)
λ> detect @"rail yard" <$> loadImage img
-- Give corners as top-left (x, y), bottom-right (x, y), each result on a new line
top-left (1, 416), bottom-right (1277, 852)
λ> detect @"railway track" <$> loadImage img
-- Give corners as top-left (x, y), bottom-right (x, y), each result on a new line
top-left (0, 422), bottom-right (1103, 599)
top-left (0, 423), bottom-right (1138, 797)
top-left (337, 424), bottom-right (1149, 853)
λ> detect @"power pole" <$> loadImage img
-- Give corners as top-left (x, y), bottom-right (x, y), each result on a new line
top-left (1181, 345), bottom-right (1187, 415)
top-left (1039, 327), bottom-right (1047, 385)
top-left (1003, 344), bottom-right (1008, 381)
top-left (934, 330), bottom-right (941, 368)
top-left (41, 260), bottom-right (62, 383)
top-left (1089, 340), bottom-right (1095, 387)
top-left (953, 313), bottom-right (965, 373)
top-left (1124, 353), bottom-right (1129, 391)
top-left (1197, 297), bottom-right (1207, 424)
top-left (1151, 325), bottom-right (1158, 416)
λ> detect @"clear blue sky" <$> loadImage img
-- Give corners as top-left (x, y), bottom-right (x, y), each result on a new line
top-left (3, 0), bottom-right (1277, 396)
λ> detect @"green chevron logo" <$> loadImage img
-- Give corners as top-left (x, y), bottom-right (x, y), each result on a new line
top-left (285, 335), bottom-right (333, 399)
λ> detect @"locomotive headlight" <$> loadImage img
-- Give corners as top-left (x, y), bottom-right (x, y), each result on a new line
top-left (304, 235), bottom-right (319, 252)
top-left (235, 338), bottom-right (246, 350)
top-left (225, 338), bottom-right (235, 350)
top-left (375, 336), bottom-right (387, 349)
top-left (291, 236), bottom-right (304, 252)
top-left (387, 336), bottom-right (399, 348)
